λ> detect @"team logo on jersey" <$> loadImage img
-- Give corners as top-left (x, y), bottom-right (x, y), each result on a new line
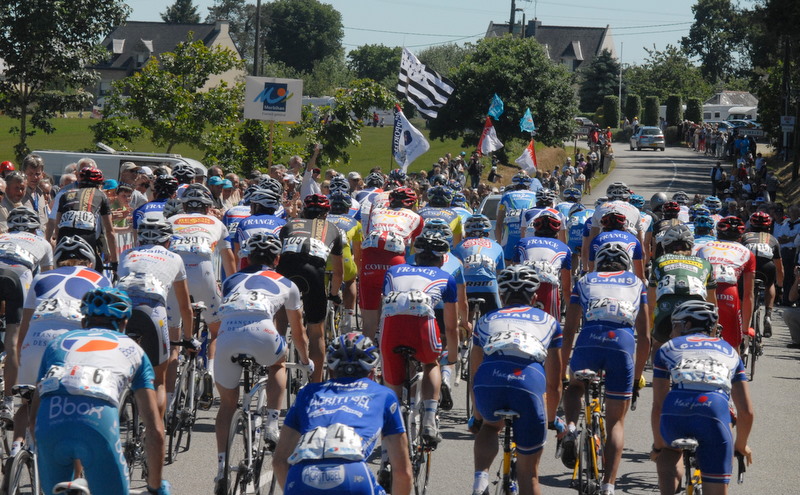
top-left (77, 269), bottom-right (104, 284)
top-left (598, 271), bottom-right (625, 277)
top-left (174, 217), bottom-right (215, 225)
top-left (61, 335), bottom-right (119, 352)
top-left (499, 307), bottom-right (529, 314)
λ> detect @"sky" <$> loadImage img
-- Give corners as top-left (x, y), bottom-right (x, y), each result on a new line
top-left (126, 0), bottom-right (698, 66)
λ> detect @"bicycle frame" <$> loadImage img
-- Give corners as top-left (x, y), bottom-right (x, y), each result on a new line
top-left (571, 370), bottom-right (605, 493)
top-left (672, 438), bottom-right (702, 495)
top-left (495, 410), bottom-right (519, 495)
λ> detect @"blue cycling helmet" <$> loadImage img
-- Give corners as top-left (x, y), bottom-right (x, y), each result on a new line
top-left (630, 194), bottom-right (646, 210)
top-left (447, 179), bottom-right (463, 192)
top-left (562, 188), bottom-right (582, 202)
top-left (689, 204), bottom-right (711, 221)
top-left (80, 287), bottom-right (133, 322)
top-left (427, 185), bottom-right (454, 207)
top-left (704, 196), bottom-right (722, 213)
top-left (421, 218), bottom-right (453, 243)
top-left (568, 203), bottom-right (586, 217)
top-left (388, 168), bottom-right (407, 184)
top-left (327, 332), bottom-right (379, 377)
top-left (329, 191), bottom-right (353, 215)
top-left (464, 214), bottom-right (492, 237)
top-left (451, 192), bottom-right (468, 208)
top-left (511, 172), bottom-right (532, 188)
top-left (694, 215), bottom-right (715, 231)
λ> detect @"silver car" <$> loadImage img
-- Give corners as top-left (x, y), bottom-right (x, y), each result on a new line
top-left (630, 126), bottom-right (665, 151)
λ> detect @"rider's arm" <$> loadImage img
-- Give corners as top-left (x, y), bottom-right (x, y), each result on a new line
top-left (562, 301), bottom-right (581, 379)
top-left (329, 254), bottom-right (344, 299)
top-left (731, 379), bottom-right (755, 464)
top-left (384, 432), bottom-right (413, 494)
top-left (134, 387), bottom-right (166, 491)
top-left (560, 268), bottom-right (572, 304)
top-left (650, 376), bottom-right (670, 450)
top-left (469, 344), bottom-right (484, 421)
top-left (544, 346), bottom-right (563, 422)
top-left (705, 287), bottom-right (717, 306)
top-left (174, 279), bottom-right (194, 340)
top-left (634, 300), bottom-right (651, 384)
top-left (494, 206), bottom-right (505, 241)
top-left (647, 286), bottom-right (657, 321)
top-left (643, 231), bottom-right (653, 265)
top-left (101, 214), bottom-right (119, 263)
top-left (287, 308), bottom-right (311, 365)
top-left (634, 258), bottom-right (645, 282)
top-left (221, 247), bottom-right (236, 281)
top-left (272, 424), bottom-right (301, 489)
top-left (15, 308), bottom-right (34, 356)
top-left (443, 301), bottom-right (459, 365)
top-left (741, 271), bottom-right (755, 334)
top-left (456, 283), bottom-right (469, 333)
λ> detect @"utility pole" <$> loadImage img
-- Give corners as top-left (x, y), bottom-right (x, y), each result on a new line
top-left (253, 0), bottom-right (261, 76)
top-left (509, 0), bottom-right (516, 34)
top-left (618, 42), bottom-right (623, 127)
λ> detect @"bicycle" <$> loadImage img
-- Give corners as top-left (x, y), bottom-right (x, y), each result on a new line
top-left (52, 478), bottom-right (90, 494)
top-left (460, 298), bottom-right (485, 422)
top-left (5, 386), bottom-right (39, 495)
top-left (394, 346), bottom-right (433, 495)
top-left (119, 388), bottom-right (147, 483)
top-left (742, 279), bottom-right (765, 380)
top-left (671, 437), bottom-right (747, 494)
top-left (491, 409), bottom-right (519, 495)
top-left (569, 369), bottom-right (606, 495)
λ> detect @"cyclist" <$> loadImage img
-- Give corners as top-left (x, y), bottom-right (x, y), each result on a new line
top-left (561, 245), bottom-right (650, 495)
top-left (514, 210), bottom-right (572, 320)
top-left (651, 300), bottom-right (754, 495)
top-left (257, 176), bottom-right (289, 219)
top-left (495, 172), bottom-right (538, 262)
top-left (693, 215), bottom-right (717, 248)
top-left (704, 195), bottom-right (723, 224)
top-left (221, 184), bottom-right (256, 245)
top-left (566, 203), bottom-right (594, 275)
top-left (52, 167), bottom-right (118, 271)
top-left (651, 201), bottom-right (683, 259)
top-left (451, 192), bottom-right (473, 224)
top-left (649, 192), bottom-right (669, 222)
top-left (520, 188), bottom-right (560, 240)
top-left (232, 187), bottom-right (286, 266)
top-left (470, 265), bottom-right (562, 495)
top-left (419, 185), bottom-right (464, 246)
top-left (630, 194), bottom-right (654, 263)
top-left (588, 210), bottom-right (645, 280)
top-left (649, 224), bottom-right (717, 348)
top-left (355, 171), bottom-right (385, 203)
top-left (172, 163), bottom-right (196, 198)
top-left (687, 204), bottom-right (711, 236)
top-left (453, 214), bottom-right (505, 315)
top-left (586, 183), bottom-right (643, 268)
top-left (118, 217), bottom-right (195, 415)
top-left (359, 187), bottom-right (422, 341)
top-left (555, 187), bottom-right (582, 220)
top-left (277, 193), bottom-right (345, 382)
top-left (327, 191), bottom-right (363, 332)
top-left (214, 234), bottom-right (312, 488)
top-left (695, 216), bottom-right (755, 352)
top-left (740, 211), bottom-right (782, 337)
top-left (380, 232), bottom-right (459, 444)
top-left (32, 287), bottom-right (170, 495)
top-left (132, 174), bottom-right (179, 229)
top-left (272, 332), bottom-right (412, 495)
top-left (671, 191), bottom-right (691, 222)
top-left (328, 175), bottom-right (361, 218)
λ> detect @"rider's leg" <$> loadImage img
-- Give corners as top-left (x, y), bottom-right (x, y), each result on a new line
top-left (306, 321), bottom-right (325, 383)
top-left (472, 420), bottom-right (502, 494)
top-left (214, 384), bottom-right (240, 479)
top-left (519, 450), bottom-right (545, 495)
top-left (655, 448), bottom-right (683, 495)
top-left (154, 361), bottom-right (169, 418)
top-left (603, 398), bottom-right (630, 486)
top-left (562, 379), bottom-right (585, 428)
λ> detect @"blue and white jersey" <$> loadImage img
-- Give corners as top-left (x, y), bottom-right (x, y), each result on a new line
top-left (513, 237), bottom-right (572, 285)
top-left (234, 214), bottom-right (286, 248)
top-left (36, 328), bottom-right (155, 408)
top-left (554, 201), bottom-right (574, 220)
top-left (588, 230), bottom-right (643, 263)
top-left (284, 377), bottom-right (404, 463)
top-left (567, 208), bottom-right (594, 251)
top-left (219, 266), bottom-right (302, 320)
top-left (407, 253), bottom-right (465, 310)
top-left (452, 206), bottom-right (472, 225)
top-left (639, 211), bottom-right (654, 234)
top-left (473, 304), bottom-right (562, 364)
top-left (24, 267), bottom-right (111, 326)
top-left (694, 234), bottom-right (716, 249)
top-left (354, 188), bottom-right (378, 204)
top-left (222, 204), bottom-right (251, 243)
top-left (654, 334), bottom-right (746, 395)
top-left (382, 264), bottom-right (458, 318)
top-left (498, 190), bottom-right (537, 246)
top-left (571, 270), bottom-right (646, 329)
top-left (453, 237), bottom-right (505, 294)
top-left (591, 201), bottom-right (642, 236)
top-left (132, 200), bottom-right (167, 230)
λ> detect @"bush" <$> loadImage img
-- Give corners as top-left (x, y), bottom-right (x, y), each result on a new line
top-left (624, 95), bottom-right (641, 122)
top-left (686, 98), bottom-right (703, 123)
top-left (666, 95), bottom-right (683, 127)
top-left (664, 125), bottom-right (680, 145)
top-left (644, 96), bottom-right (660, 126)
top-left (614, 127), bottom-right (633, 143)
top-left (602, 96), bottom-right (620, 128)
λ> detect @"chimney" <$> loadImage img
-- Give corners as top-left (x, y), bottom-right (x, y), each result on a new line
top-left (215, 19), bottom-right (229, 35)
top-left (530, 18), bottom-right (542, 37)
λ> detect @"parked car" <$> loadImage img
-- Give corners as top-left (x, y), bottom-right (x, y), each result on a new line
top-left (575, 116), bottom-right (595, 127)
top-left (629, 126), bottom-right (665, 151)
top-left (477, 193), bottom-right (502, 240)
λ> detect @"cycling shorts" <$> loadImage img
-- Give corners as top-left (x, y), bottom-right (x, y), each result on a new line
top-left (0, 265), bottom-right (25, 324)
top-left (358, 248), bottom-right (406, 311)
top-left (660, 390), bottom-right (734, 484)
top-left (285, 460), bottom-right (385, 495)
top-left (165, 290), bottom-right (181, 329)
top-left (535, 282), bottom-right (561, 320)
top-left (467, 291), bottom-right (501, 315)
top-left (652, 296), bottom-right (701, 344)
top-left (380, 315), bottom-right (442, 386)
top-left (184, 260), bottom-right (222, 324)
top-left (214, 317), bottom-right (286, 389)
top-left (17, 321), bottom-right (81, 386)
top-left (127, 300), bottom-right (169, 366)
top-left (277, 253), bottom-right (328, 324)
top-left (36, 396), bottom-right (128, 495)
top-left (716, 283), bottom-right (742, 350)
top-left (473, 357), bottom-right (547, 455)
top-left (569, 325), bottom-right (635, 401)
top-left (755, 261), bottom-right (775, 290)
top-left (502, 236), bottom-right (521, 261)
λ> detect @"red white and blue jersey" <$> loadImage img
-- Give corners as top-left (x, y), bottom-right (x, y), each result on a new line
top-left (567, 208), bottom-right (593, 251)
top-left (588, 230), bottom-right (643, 263)
top-left (473, 304), bottom-right (562, 364)
top-left (407, 253), bottom-right (464, 310)
top-left (522, 206), bottom-right (564, 228)
top-left (24, 267), bottom-right (111, 324)
top-left (654, 334), bottom-right (746, 395)
top-left (513, 237), bottom-right (572, 286)
top-left (382, 264), bottom-right (458, 318)
top-left (355, 187), bottom-right (381, 204)
top-left (453, 237), bottom-right (505, 293)
top-left (132, 200), bottom-right (167, 230)
top-left (234, 214), bottom-right (286, 248)
top-left (218, 265), bottom-right (301, 320)
top-left (571, 270), bottom-right (646, 330)
top-left (222, 205), bottom-right (251, 243)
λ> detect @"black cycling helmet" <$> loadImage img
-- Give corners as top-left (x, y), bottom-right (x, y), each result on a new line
top-left (429, 174), bottom-right (447, 186)
top-left (154, 175), bottom-right (179, 198)
top-left (427, 185), bottom-right (453, 207)
top-left (413, 231), bottom-right (450, 257)
top-left (388, 168), bottom-right (407, 185)
top-left (671, 300), bottom-right (719, 335)
top-left (365, 172), bottom-right (385, 188)
top-left (6, 207), bottom-right (40, 232)
top-left (497, 265), bottom-right (541, 301)
top-left (240, 233), bottom-right (282, 265)
top-left (716, 216), bottom-right (746, 241)
top-left (326, 332), bottom-right (379, 377)
top-left (329, 191), bottom-right (352, 215)
top-left (171, 164), bottom-right (196, 185)
top-left (137, 217), bottom-right (173, 245)
top-left (54, 235), bottom-right (96, 266)
top-left (594, 243), bottom-right (632, 271)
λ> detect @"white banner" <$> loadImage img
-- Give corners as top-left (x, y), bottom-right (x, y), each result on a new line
top-left (244, 76), bottom-right (303, 123)
top-left (392, 107), bottom-right (430, 171)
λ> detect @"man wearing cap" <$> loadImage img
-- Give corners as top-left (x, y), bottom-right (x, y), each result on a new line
top-left (347, 171), bottom-right (363, 195)
top-left (207, 176), bottom-right (226, 210)
top-left (119, 162), bottom-right (149, 210)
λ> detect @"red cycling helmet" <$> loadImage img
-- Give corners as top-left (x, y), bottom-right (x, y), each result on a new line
top-left (601, 210), bottom-right (627, 230)
top-left (304, 193), bottom-right (331, 212)
top-left (389, 187), bottom-right (417, 208)
top-left (79, 167), bottom-right (104, 186)
top-left (662, 201), bottom-right (681, 219)
top-left (749, 211), bottom-right (773, 230)
top-left (0, 161), bottom-right (15, 173)
top-left (532, 211), bottom-right (562, 235)
top-left (716, 215), bottom-right (746, 240)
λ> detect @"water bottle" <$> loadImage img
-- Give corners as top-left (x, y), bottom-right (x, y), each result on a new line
top-left (253, 414), bottom-right (263, 442)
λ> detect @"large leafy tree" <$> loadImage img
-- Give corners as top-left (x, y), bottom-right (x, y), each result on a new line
top-left (93, 34), bottom-right (244, 154)
top-left (623, 45), bottom-right (713, 102)
top-left (162, 0), bottom-right (201, 24)
top-left (0, 0), bottom-right (128, 158)
top-left (578, 49), bottom-right (621, 113)
top-left (263, 0), bottom-right (343, 74)
top-left (418, 43), bottom-right (475, 77)
top-left (347, 44), bottom-right (402, 87)
top-left (681, 0), bottom-right (747, 83)
top-left (427, 35), bottom-right (577, 148)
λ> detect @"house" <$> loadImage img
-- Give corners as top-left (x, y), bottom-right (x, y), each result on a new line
top-left (702, 90), bottom-right (759, 121)
top-left (89, 20), bottom-right (244, 106)
top-left (485, 19), bottom-right (616, 72)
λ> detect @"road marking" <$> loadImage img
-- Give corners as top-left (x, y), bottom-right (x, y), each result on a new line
top-left (665, 160), bottom-right (678, 192)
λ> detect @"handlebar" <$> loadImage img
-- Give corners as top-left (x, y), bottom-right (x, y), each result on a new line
top-left (735, 452), bottom-right (746, 484)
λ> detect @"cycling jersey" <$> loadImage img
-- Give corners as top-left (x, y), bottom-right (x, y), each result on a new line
top-left (453, 237), bottom-right (505, 310)
top-left (522, 207), bottom-right (565, 232)
top-left (18, 267), bottom-right (111, 386)
top-left (131, 199), bottom-right (167, 230)
top-left (354, 187), bottom-right (381, 204)
top-left (0, 230), bottom-right (53, 289)
top-left (654, 334), bottom-right (747, 485)
top-left (222, 204), bottom-right (251, 242)
top-left (283, 377), bottom-right (404, 494)
top-left (588, 231), bottom-right (643, 264)
top-left (35, 328), bottom-right (155, 495)
top-left (740, 231), bottom-right (781, 287)
top-left (418, 205), bottom-right (464, 241)
top-left (648, 254), bottom-right (716, 343)
top-left (360, 191), bottom-right (392, 234)
top-left (569, 270), bottom-right (647, 400)
top-left (56, 187), bottom-right (110, 245)
top-left (591, 202), bottom-right (641, 236)
top-left (513, 236), bottom-right (572, 318)
top-left (326, 214), bottom-right (363, 282)
top-left (451, 206), bottom-right (473, 225)
top-left (639, 211), bottom-right (654, 235)
top-left (472, 304), bottom-right (562, 454)
top-left (497, 190), bottom-right (537, 258)
top-left (235, 214), bottom-right (286, 247)
top-left (566, 208), bottom-right (594, 251)
top-left (652, 218), bottom-right (683, 258)
top-left (380, 264), bottom-right (458, 386)
top-left (554, 201), bottom-right (574, 220)
top-left (694, 234), bottom-right (716, 249)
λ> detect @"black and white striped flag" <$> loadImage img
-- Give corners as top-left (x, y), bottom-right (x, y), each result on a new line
top-left (397, 47), bottom-right (455, 120)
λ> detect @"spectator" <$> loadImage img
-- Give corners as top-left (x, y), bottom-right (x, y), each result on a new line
top-left (467, 152), bottom-right (483, 189)
top-left (118, 162), bottom-right (148, 210)
top-left (710, 161), bottom-right (725, 196)
top-left (783, 266), bottom-right (800, 348)
top-left (0, 160), bottom-right (15, 179)
top-left (221, 179), bottom-right (236, 209)
top-left (207, 176), bottom-right (225, 210)
top-left (778, 205), bottom-right (800, 305)
top-left (0, 171), bottom-right (28, 232)
top-left (766, 171), bottom-right (781, 199)
top-left (575, 167), bottom-right (586, 193)
top-left (0, 177), bottom-right (5, 196)
top-left (208, 166), bottom-right (224, 179)
top-left (135, 166), bottom-right (154, 202)
top-left (347, 171), bottom-right (363, 194)
top-left (21, 154), bottom-right (48, 227)
top-left (299, 144), bottom-right (322, 200)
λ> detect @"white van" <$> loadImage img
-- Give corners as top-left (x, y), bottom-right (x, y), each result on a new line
top-left (32, 148), bottom-right (208, 183)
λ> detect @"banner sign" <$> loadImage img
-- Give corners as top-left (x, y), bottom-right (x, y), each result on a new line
top-left (244, 76), bottom-right (303, 123)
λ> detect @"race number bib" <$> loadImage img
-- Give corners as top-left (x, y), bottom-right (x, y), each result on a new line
top-left (59, 210), bottom-right (96, 231)
top-left (748, 243), bottom-right (773, 260)
top-left (282, 237), bottom-right (331, 260)
top-left (38, 364), bottom-right (126, 406)
top-left (362, 231), bottom-right (405, 253)
top-left (525, 261), bottom-right (560, 285)
top-left (0, 242), bottom-right (35, 268)
top-left (118, 272), bottom-right (168, 302)
top-left (712, 264), bottom-right (738, 285)
top-left (585, 298), bottom-right (638, 326)
top-left (504, 208), bottom-right (523, 225)
top-left (32, 298), bottom-right (82, 322)
top-left (656, 275), bottom-right (706, 298)
top-left (218, 289), bottom-right (274, 316)
top-left (171, 235), bottom-right (213, 257)
top-left (382, 290), bottom-right (434, 317)
top-left (288, 423), bottom-right (364, 465)
top-left (670, 358), bottom-right (732, 392)
top-left (484, 330), bottom-right (547, 362)
top-left (463, 254), bottom-right (496, 272)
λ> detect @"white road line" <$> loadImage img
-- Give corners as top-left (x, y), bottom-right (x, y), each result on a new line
top-left (665, 159), bottom-right (678, 192)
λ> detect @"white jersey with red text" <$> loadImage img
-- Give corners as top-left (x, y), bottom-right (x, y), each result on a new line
top-left (591, 201), bottom-right (642, 236)
top-left (362, 207), bottom-right (422, 254)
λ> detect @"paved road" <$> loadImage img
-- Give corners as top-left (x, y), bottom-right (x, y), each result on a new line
top-left (160, 145), bottom-right (800, 494)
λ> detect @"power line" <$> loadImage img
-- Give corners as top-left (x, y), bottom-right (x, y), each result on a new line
top-left (614, 22), bottom-right (692, 30)
top-left (344, 26), bottom-right (477, 38)
top-left (614, 27), bottom-right (692, 37)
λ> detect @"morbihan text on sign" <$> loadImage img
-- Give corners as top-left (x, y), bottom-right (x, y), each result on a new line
top-left (244, 77), bottom-right (303, 123)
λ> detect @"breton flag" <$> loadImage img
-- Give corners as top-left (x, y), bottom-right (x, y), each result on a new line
top-left (514, 138), bottom-right (538, 174)
top-left (477, 117), bottom-right (503, 156)
top-left (397, 48), bottom-right (455, 119)
top-left (392, 104), bottom-right (430, 171)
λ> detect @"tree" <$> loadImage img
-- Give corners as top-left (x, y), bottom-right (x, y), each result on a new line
top-left (263, 0), bottom-right (343, 74)
top-left (602, 96), bottom-right (620, 128)
top-left (624, 95), bottom-right (641, 122)
top-left (418, 43), bottom-right (475, 77)
top-left (0, 0), bottom-right (128, 158)
top-left (681, 0), bottom-right (747, 82)
top-left (162, 0), bottom-right (201, 24)
top-left (644, 96), bottom-right (660, 126)
top-left (578, 50), bottom-right (621, 113)
top-left (207, 0), bottom-right (258, 68)
top-left (686, 98), bottom-right (704, 123)
top-left (623, 45), bottom-right (712, 101)
top-left (93, 34), bottom-right (244, 154)
top-left (666, 95), bottom-right (683, 126)
top-left (347, 44), bottom-right (402, 87)
top-left (427, 36), bottom-right (577, 148)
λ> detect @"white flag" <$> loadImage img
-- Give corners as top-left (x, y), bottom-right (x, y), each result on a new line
top-left (392, 106), bottom-right (430, 171)
top-left (477, 117), bottom-right (503, 156)
top-left (514, 139), bottom-right (538, 174)
top-left (397, 48), bottom-right (455, 120)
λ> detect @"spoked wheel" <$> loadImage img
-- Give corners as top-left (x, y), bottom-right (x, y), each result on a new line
top-left (7, 449), bottom-right (37, 495)
top-left (120, 392), bottom-right (147, 481)
top-left (224, 410), bottom-right (250, 495)
top-left (412, 446), bottom-right (431, 495)
top-left (577, 428), bottom-right (599, 495)
top-left (167, 368), bottom-right (187, 463)
top-left (254, 446), bottom-right (277, 495)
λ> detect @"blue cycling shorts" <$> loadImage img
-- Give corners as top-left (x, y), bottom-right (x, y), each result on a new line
top-left (473, 357), bottom-right (547, 454)
top-left (660, 390), bottom-right (733, 484)
top-left (502, 236), bottom-right (521, 261)
top-left (569, 325), bottom-right (635, 401)
top-left (285, 460), bottom-right (385, 494)
top-left (35, 395), bottom-right (127, 495)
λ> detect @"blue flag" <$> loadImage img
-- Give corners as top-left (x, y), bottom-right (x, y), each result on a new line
top-left (519, 108), bottom-right (536, 133)
top-left (487, 94), bottom-right (504, 119)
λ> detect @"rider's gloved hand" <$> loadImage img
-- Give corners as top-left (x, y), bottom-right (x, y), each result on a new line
top-left (183, 338), bottom-right (202, 352)
top-left (548, 416), bottom-right (566, 434)
top-left (328, 293), bottom-right (342, 305)
top-left (301, 360), bottom-right (315, 377)
top-left (467, 415), bottom-right (483, 434)
top-left (107, 262), bottom-right (118, 272)
top-left (146, 480), bottom-right (171, 495)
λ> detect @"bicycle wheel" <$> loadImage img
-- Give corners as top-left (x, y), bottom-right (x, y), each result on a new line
top-left (412, 445), bottom-right (431, 495)
top-left (750, 307), bottom-right (764, 380)
top-left (167, 365), bottom-right (188, 463)
top-left (224, 409), bottom-right (250, 495)
top-left (254, 446), bottom-right (276, 495)
top-left (7, 449), bottom-right (37, 495)
top-left (577, 427), bottom-right (599, 495)
top-left (119, 391), bottom-right (146, 481)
